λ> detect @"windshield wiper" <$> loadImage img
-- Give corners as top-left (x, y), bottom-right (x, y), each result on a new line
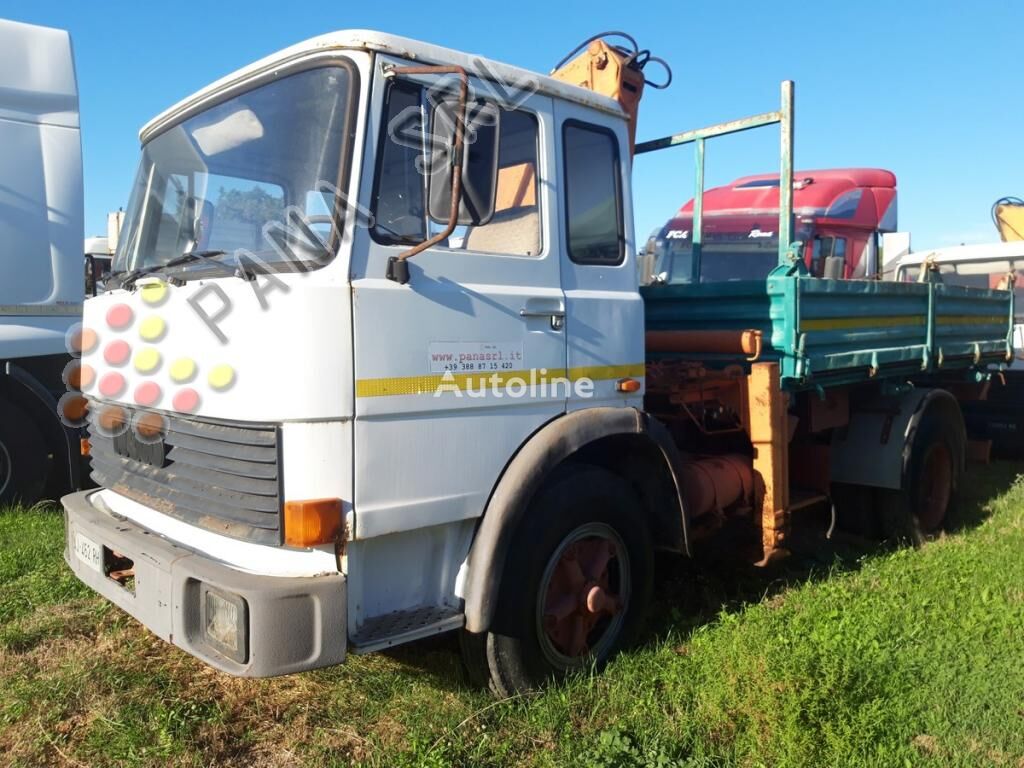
top-left (117, 250), bottom-right (228, 290)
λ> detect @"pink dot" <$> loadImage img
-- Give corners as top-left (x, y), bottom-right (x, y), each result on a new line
top-left (106, 303), bottom-right (134, 330)
top-left (104, 339), bottom-right (131, 366)
top-left (99, 372), bottom-right (126, 398)
top-left (134, 381), bottom-right (162, 407)
top-left (172, 388), bottom-right (200, 413)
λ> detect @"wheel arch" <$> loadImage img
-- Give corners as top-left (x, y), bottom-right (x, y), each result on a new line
top-left (462, 406), bottom-right (688, 633)
top-left (831, 386), bottom-right (966, 491)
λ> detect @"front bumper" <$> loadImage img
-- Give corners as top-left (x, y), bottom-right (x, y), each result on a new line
top-left (62, 490), bottom-right (346, 677)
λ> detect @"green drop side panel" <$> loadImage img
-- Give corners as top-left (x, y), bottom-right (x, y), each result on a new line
top-left (641, 276), bottom-right (1013, 392)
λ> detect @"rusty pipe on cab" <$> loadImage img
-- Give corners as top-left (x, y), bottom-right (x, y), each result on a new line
top-left (679, 454), bottom-right (756, 520)
top-left (645, 329), bottom-right (763, 361)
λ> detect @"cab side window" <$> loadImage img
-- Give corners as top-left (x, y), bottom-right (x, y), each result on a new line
top-left (370, 81), bottom-right (542, 256)
top-left (370, 81), bottom-right (427, 244)
top-left (811, 235), bottom-right (847, 277)
top-left (459, 110), bottom-right (541, 256)
top-left (562, 121), bottom-right (624, 265)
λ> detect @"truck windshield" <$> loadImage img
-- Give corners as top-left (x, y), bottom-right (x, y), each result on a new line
top-left (114, 64), bottom-right (356, 277)
top-left (654, 220), bottom-right (781, 283)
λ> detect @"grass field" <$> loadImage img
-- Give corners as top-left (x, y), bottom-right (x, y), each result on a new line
top-left (2, 463), bottom-right (1024, 767)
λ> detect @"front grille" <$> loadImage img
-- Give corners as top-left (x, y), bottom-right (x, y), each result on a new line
top-left (87, 403), bottom-right (282, 545)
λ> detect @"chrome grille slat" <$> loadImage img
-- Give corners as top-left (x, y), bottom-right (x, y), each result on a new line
top-left (87, 402), bottom-right (282, 545)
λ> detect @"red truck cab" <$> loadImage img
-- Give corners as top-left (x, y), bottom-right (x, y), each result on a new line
top-left (651, 168), bottom-right (897, 282)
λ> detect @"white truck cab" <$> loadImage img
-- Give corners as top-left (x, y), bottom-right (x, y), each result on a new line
top-left (0, 19), bottom-right (85, 504)
top-left (63, 31), bottom-right (651, 687)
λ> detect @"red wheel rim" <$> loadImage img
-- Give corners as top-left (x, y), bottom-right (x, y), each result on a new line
top-left (537, 523), bottom-right (629, 666)
top-left (917, 442), bottom-right (952, 532)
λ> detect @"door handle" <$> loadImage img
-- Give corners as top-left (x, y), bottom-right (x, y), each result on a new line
top-left (520, 308), bottom-right (565, 330)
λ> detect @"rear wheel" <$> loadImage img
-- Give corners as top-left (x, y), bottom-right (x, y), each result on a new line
top-left (0, 400), bottom-right (48, 505)
top-left (878, 406), bottom-right (962, 546)
top-left (461, 465), bottom-right (653, 697)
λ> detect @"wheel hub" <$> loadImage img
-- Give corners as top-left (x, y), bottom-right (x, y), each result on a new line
top-left (539, 528), bottom-right (627, 661)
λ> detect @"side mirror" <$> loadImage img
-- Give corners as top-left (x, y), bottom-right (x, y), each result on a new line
top-left (427, 99), bottom-right (500, 226)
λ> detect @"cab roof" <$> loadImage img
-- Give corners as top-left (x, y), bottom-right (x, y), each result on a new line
top-left (140, 29), bottom-right (625, 142)
top-left (676, 168), bottom-right (897, 217)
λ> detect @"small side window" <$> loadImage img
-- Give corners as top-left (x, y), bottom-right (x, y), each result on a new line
top-left (460, 110), bottom-right (541, 256)
top-left (563, 122), bottom-right (624, 265)
top-left (834, 237), bottom-right (847, 263)
top-left (370, 81), bottom-right (427, 244)
top-left (371, 81), bottom-right (542, 256)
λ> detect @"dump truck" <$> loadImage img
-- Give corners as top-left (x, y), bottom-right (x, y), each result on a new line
top-left (61, 30), bottom-right (1014, 695)
top-left (0, 19), bottom-right (86, 505)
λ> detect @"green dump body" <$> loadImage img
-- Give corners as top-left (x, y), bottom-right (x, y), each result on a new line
top-left (641, 272), bottom-right (1015, 392)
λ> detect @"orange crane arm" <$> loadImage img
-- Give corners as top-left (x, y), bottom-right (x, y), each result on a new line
top-left (993, 197), bottom-right (1024, 242)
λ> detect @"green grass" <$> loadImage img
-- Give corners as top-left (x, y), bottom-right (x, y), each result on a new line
top-left (3, 463), bottom-right (1024, 767)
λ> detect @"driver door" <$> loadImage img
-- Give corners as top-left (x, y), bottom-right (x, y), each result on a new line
top-left (348, 58), bottom-right (566, 543)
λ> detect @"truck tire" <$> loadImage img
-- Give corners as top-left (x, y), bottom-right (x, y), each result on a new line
top-left (876, 406), bottom-right (962, 546)
top-left (460, 465), bottom-right (653, 697)
top-left (0, 400), bottom-right (48, 506)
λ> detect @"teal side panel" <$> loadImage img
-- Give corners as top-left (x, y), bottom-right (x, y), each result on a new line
top-left (641, 281), bottom-right (781, 364)
top-left (641, 276), bottom-right (1013, 391)
top-left (932, 283), bottom-right (1013, 367)
top-left (787, 278), bottom-right (932, 386)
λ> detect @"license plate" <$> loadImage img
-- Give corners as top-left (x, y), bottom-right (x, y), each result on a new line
top-left (74, 532), bottom-right (103, 572)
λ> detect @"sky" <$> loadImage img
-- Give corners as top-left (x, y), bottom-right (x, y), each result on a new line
top-left (7, 0), bottom-right (1022, 250)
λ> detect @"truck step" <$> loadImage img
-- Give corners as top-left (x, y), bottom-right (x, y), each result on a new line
top-left (350, 605), bottom-right (464, 654)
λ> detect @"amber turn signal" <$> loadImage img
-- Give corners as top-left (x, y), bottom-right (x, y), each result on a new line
top-left (284, 498), bottom-right (343, 547)
top-left (615, 377), bottom-right (642, 393)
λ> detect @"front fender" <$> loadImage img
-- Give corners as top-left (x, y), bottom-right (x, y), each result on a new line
top-left (461, 406), bottom-right (687, 633)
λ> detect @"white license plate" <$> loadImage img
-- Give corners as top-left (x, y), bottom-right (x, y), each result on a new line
top-left (74, 532), bottom-right (103, 572)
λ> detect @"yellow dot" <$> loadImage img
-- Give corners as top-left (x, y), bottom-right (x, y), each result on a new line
top-left (208, 364), bottom-right (236, 391)
top-left (133, 347), bottom-right (162, 374)
top-left (140, 281), bottom-right (168, 306)
top-left (139, 315), bottom-right (167, 342)
top-left (169, 357), bottom-right (197, 384)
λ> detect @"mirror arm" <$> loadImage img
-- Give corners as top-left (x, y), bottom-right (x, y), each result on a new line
top-left (384, 64), bottom-right (469, 284)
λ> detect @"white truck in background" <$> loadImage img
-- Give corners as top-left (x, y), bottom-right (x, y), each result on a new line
top-left (895, 239), bottom-right (1024, 456)
top-left (85, 211), bottom-right (125, 296)
top-left (0, 18), bottom-right (86, 504)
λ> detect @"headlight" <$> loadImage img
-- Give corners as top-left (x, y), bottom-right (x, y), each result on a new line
top-left (201, 586), bottom-right (248, 664)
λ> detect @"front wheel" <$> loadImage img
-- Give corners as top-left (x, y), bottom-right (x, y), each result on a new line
top-left (461, 465), bottom-right (653, 697)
